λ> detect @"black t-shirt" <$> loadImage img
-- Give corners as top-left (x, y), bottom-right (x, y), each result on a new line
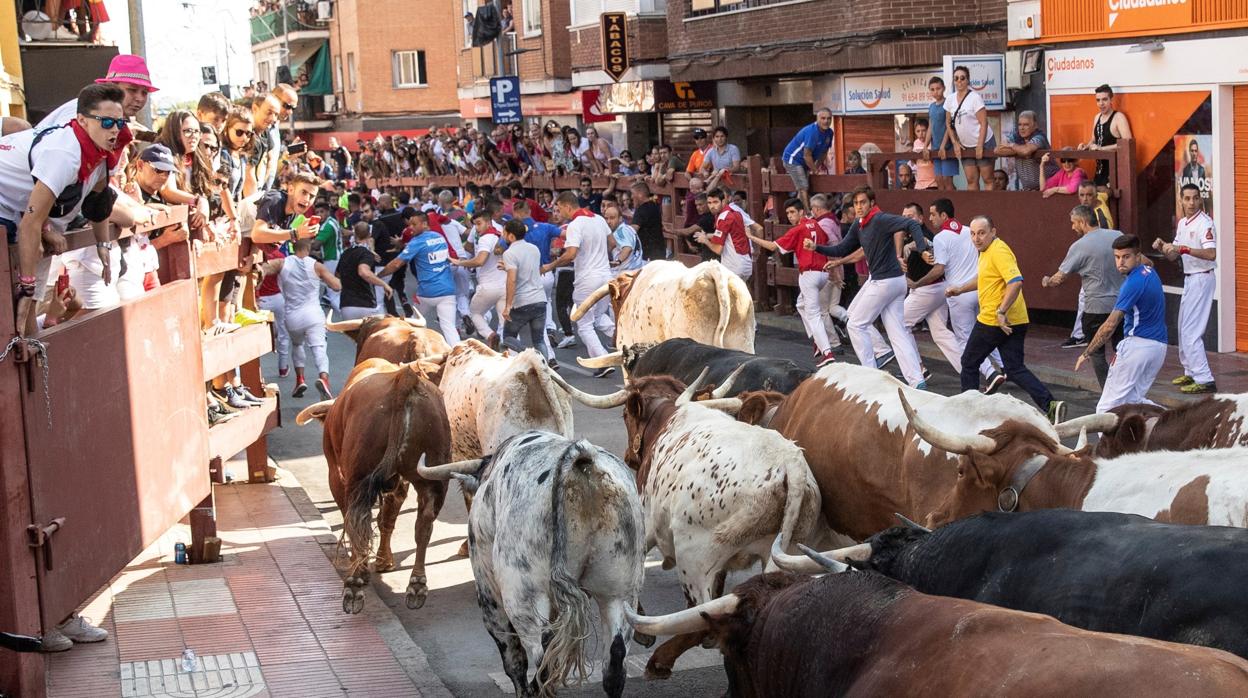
top-left (904, 226), bottom-right (937, 283)
top-left (337, 245), bottom-right (380, 308)
top-left (331, 145), bottom-right (349, 172)
top-left (632, 201), bottom-right (665, 261)
top-left (371, 208), bottom-right (406, 262)
top-left (577, 193), bottom-right (602, 215)
top-left (696, 212), bottom-right (716, 262)
top-left (254, 189), bottom-right (291, 228)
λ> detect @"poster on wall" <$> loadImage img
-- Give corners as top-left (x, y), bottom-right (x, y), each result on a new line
top-left (942, 54), bottom-right (1006, 110)
top-left (1174, 134), bottom-right (1212, 216)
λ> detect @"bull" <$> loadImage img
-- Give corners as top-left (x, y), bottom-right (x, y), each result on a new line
top-left (294, 359), bottom-right (450, 614)
top-left (901, 390), bottom-right (1248, 527)
top-left (775, 509), bottom-right (1248, 658)
top-left (573, 261), bottom-right (755, 370)
top-left (1080, 395), bottom-right (1248, 458)
top-left (552, 369), bottom-right (824, 679)
top-left (622, 338), bottom-right (811, 396)
top-left (325, 312), bottom-right (449, 364)
top-left (628, 570), bottom-right (1248, 697)
top-left (418, 432), bottom-right (645, 698)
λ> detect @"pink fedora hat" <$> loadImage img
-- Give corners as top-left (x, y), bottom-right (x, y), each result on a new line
top-left (95, 54), bottom-right (159, 92)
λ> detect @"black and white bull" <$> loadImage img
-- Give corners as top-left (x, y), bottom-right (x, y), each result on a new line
top-left (620, 338), bottom-right (812, 396)
top-left (419, 431), bottom-right (645, 698)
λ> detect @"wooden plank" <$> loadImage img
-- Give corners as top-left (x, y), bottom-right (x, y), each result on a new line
top-left (207, 397), bottom-right (279, 464)
top-left (194, 241), bottom-right (242, 278)
top-left (201, 322), bottom-right (274, 382)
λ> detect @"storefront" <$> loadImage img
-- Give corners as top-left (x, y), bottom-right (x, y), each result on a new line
top-left (1045, 37), bottom-right (1246, 351)
top-left (582, 79), bottom-right (717, 159)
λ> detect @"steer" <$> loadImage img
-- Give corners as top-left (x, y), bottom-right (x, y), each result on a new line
top-left (553, 370), bottom-right (824, 679)
top-left (624, 338), bottom-right (812, 396)
top-left (296, 359), bottom-right (450, 614)
top-left (418, 432), bottom-right (645, 698)
top-left (775, 509), bottom-right (1248, 659)
top-left (326, 312), bottom-right (449, 364)
top-left (628, 570), bottom-right (1248, 697)
top-left (1086, 394), bottom-right (1248, 457)
top-left (900, 391), bottom-right (1248, 527)
top-left (573, 260), bottom-right (755, 370)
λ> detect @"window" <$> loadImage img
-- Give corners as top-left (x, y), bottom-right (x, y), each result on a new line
top-left (690, 0), bottom-right (795, 18)
top-left (393, 50), bottom-right (428, 88)
top-left (523, 0), bottom-right (541, 35)
top-left (464, 0), bottom-right (475, 47)
top-left (334, 55), bottom-right (343, 93)
top-left (347, 52), bottom-right (357, 92)
top-left (571, 0), bottom-right (666, 27)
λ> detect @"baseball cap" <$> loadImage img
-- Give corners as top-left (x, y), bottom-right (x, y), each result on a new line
top-left (692, 128), bottom-right (707, 138)
top-left (139, 144), bottom-right (177, 172)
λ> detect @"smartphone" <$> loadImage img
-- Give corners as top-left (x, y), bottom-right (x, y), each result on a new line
top-left (287, 141), bottom-right (308, 156)
top-left (306, 215), bottom-right (321, 228)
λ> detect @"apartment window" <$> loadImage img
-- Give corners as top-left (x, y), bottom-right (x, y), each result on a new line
top-left (393, 50), bottom-right (428, 88)
top-left (571, 0), bottom-right (666, 26)
top-left (334, 55), bottom-right (343, 92)
top-left (523, 0), bottom-right (542, 35)
top-left (464, 0), bottom-right (475, 47)
top-left (691, 0), bottom-right (796, 18)
top-left (347, 52), bottom-right (357, 92)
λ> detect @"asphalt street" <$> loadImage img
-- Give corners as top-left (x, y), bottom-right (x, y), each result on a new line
top-left (261, 320), bottom-right (1101, 697)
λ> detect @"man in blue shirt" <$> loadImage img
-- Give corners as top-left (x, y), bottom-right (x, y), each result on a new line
top-left (781, 108), bottom-right (834, 209)
top-left (1077, 234), bottom-right (1167, 413)
top-left (379, 210), bottom-right (460, 344)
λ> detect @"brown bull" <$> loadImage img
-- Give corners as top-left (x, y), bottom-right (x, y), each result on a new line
top-left (629, 570), bottom-right (1248, 697)
top-left (1091, 395), bottom-right (1248, 458)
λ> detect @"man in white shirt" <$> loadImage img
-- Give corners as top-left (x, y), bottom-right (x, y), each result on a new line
top-left (456, 208), bottom-right (509, 346)
top-left (542, 191), bottom-right (617, 377)
top-left (1153, 183), bottom-right (1217, 393)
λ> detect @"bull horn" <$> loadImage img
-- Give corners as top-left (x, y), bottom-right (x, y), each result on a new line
top-left (695, 398), bottom-right (743, 414)
top-left (770, 534), bottom-right (825, 574)
top-left (898, 389), bottom-right (997, 455)
top-left (1074, 427), bottom-right (1088, 451)
top-left (711, 365), bottom-right (747, 399)
top-left (798, 544), bottom-right (851, 574)
top-left (404, 309), bottom-right (427, 328)
top-left (420, 353), bottom-right (448, 365)
top-left (625, 595), bottom-right (740, 637)
top-left (570, 282), bottom-right (612, 321)
top-left (676, 368), bottom-right (711, 406)
top-left (894, 513), bottom-right (931, 534)
top-left (325, 317), bottom-right (367, 333)
top-left (1054, 413), bottom-right (1119, 438)
top-left (576, 351), bottom-right (625, 369)
top-left (548, 371), bottom-right (628, 409)
top-left (295, 399), bottom-right (335, 426)
top-left (771, 535), bottom-right (871, 574)
top-left (416, 453), bottom-right (483, 481)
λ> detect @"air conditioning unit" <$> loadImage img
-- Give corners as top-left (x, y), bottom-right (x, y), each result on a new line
top-left (316, 1), bottom-right (333, 22)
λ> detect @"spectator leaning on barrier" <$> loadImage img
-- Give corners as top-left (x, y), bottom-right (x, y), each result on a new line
top-left (701, 126), bottom-right (743, 186)
top-left (925, 76), bottom-right (957, 191)
top-left (1078, 84), bottom-right (1133, 190)
top-left (37, 54), bottom-right (157, 133)
top-left (781, 108), bottom-right (835, 209)
top-left (946, 64), bottom-right (997, 191)
top-left (3, 83), bottom-right (126, 337)
top-left (1078, 180), bottom-right (1114, 229)
top-left (911, 119), bottom-right (936, 190)
top-left (995, 109), bottom-right (1049, 191)
top-left (1040, 153), bottom-right (1087, 198)
top-left (685, 127), bottom-right (710, 175)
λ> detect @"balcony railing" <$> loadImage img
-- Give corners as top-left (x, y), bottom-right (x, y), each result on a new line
top-left (249, 4), bottom-right (325, 45)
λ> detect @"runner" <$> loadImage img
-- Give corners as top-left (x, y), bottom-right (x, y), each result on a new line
top-left (1154, 183), bottom-right (1217, 393)
top-left (699, 189), bottom-right (753, 282)
top-left (264, 239), bottom-right (341, 399)
top-left (453, 210), bottom-right (507, 347)
top-left (499, 218), bottom-right (556, 366)
top-left (542, 191), bottom-right (616, 377)
top-left (1078, 235), bottom-right (1167, 413)
top-left (381, 210), bottom-right (461, 345)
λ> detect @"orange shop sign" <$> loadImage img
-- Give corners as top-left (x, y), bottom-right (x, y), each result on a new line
top-left (1106, 0), bottom-right (1189, 32)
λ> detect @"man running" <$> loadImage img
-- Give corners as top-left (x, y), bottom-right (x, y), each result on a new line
top-left (543, 191), bottom-right (616, 377)
top-left (700, 189), bottom-right (753, 282)
top-left (453, 210), bottom-right (507, 347)
top-left (1078, 234), bottom-right (1167, 413)
top-left (499, 218), bottom-right (556, 366)
top-left (1154, 182), bottom-right (1217, 393)
top-left (263, 239), bottom-right (342, 399)
top-left (806, 186), bottom-right (927, 387)
top-left (380, 210), bottom-right (460, 345)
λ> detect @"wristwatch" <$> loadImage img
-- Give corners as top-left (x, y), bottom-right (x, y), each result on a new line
top-left (97, 241), bottom-right (115, 250)
top-left (289, 229), bottom-right (299, 243)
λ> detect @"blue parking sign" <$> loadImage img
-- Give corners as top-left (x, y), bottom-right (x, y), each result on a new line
top-left (490, 76), bottom-right (522, 125)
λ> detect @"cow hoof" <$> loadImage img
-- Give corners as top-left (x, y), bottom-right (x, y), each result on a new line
top-left (633, 631), bottom-right (656, 648)
top-left (374, 554), bottom-right (396, 573)
top-left (341, 587), bottom-right (365, 614)
top-left (405, 578), bottom-right (428, 609)
top-left (456, 540), bottom-right (470, 558)
top-left (701, 635), bottom-right (716, 649)
top-left (644, 660), bottom-right (673, 680)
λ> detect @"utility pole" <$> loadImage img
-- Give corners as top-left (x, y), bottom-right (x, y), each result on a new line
top-left (126, 0), bottom-right (151, 124)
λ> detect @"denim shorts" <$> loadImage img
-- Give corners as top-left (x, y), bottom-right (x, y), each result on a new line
top-left (959, 135), bottom-right (998, 167)
top-left (931, 158), bottom-right (960, 177)
top-left (1, 217), bottom-right (15, 245)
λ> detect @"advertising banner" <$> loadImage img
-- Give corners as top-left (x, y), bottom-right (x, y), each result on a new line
top-left (1175, 134), bottom-right (1212, 216)
top-left (943, 54), bottom-right (1006, 110)
top-left (841, 69), bottom-right (939, 115)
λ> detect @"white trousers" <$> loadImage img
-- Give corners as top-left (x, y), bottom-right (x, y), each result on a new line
top-left (847, 276), bottom-right (924, 385)
top-left (1096, 336), bottom-right (1167, 413)
top-left (907, 282), bottom-right (994, 379)
top-left (469, 284), bottom-right (506, 338)
top-left (946, 290), bottom-right (1002, 378)
top-left (1178, 271), bottom-right (1215, 384)
top-left (286, 304), bottom-right (328, 375)
top-left (829, 304), bottom-right (889, 356)
top-left (419, 294), bottom-right (461, 345)
top-left (542, 271), bottom-right (557, 331)
top-left (339, 304), bottom-right (381, 320)
top-left (258, 293), bottom-right (290, 369)
top-left (797, 271), bottom-right (836, 353)
top-left (573, 292), bottom-right (615, 358)
top-left (453, 266), bottom-right (472, 318)
top-left (322, 259), bottom-right (340, 311)
top-left (1071, 286), bottom-right (1086, 339)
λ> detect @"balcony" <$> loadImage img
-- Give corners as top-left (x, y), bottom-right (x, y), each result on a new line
top-left (249, 3), bottom-right (329, 49)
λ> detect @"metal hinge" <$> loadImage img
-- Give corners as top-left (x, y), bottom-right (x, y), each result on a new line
top-left (27, 518), bottom-right (66, 571)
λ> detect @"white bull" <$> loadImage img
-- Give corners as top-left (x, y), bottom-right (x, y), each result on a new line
top-left (419, 432), bottom-right (645, 698)
top-left (573, 261), bottom-right (755, 369)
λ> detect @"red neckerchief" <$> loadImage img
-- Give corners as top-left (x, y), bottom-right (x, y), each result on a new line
top-left (425, 212), bottom-right (460, 259)
top-left (858, 205), bottom-right (881, 228)
top-left (940, 218), bottom-right (963, 234)
top-left (569, 208), bottom-right (595, 221)
top-left (71, 120), bottom-right (132, 182)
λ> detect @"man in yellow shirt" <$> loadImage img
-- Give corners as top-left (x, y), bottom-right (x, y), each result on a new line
top-left (946, 215), bottom-right (1065, 423)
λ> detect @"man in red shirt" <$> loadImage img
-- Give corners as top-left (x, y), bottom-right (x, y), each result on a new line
top-left (697, 189), bottom-right (753, 281)
top-left (749, 198), bottom-right (837, 366)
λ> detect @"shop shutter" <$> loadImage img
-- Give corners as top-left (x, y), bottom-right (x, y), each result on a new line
top-left (1234, 86), bottom-right (1248, 350)
top-left (660, 110), bottom-right (714, 162)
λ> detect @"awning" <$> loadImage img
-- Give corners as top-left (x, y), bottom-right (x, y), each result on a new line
top-left (294, 41), bottom-right (332, 96)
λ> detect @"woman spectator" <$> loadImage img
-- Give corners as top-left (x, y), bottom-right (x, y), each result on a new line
top-left (945, 64), bottom-right (997, 190)
top-left (563, 127), bottom-right (590, 173)
top-left (220, 108), bottom-right (257, 201)
top-left (542, 121), bottom-right (568, 173)
top-left (1039, 154), bottom-right (1087, 198)
top-left (156, 110), bottom-right (211, 233)
top-left (585, 126), bottom-right (614, 174)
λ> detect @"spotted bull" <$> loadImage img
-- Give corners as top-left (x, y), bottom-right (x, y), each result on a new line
top-left (553, 370), bottom-right (824, 679)
top-left (629, 570), bottom-right (1248, 698)
top-left (574, 261), bottom-right (755, 371)
top-left (418, 432), bottom-right (645, 698)
top-left (622, 338), bottom-right (812, 396)
top-left (776, 509), bottom-right (1248, 658)
top-left (1086, 394), bottom-right (1248, 458)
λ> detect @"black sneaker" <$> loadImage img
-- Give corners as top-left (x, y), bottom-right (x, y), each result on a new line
top-left (983, 372), bottom-right (1007, 395)
top-left (1060, 336), bottom-right (1087, 349)
top-left (592, 367), bottom-right (616, 379)
top-left (293, 381), bottom-right (308, 398)
top-left (547, 359), bottom-right (560, 371)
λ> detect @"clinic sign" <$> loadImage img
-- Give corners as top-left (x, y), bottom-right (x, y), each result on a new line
top-left (1107, 0), bottom-right (1188, 32)
top-left (943, 54), bottom-right (1006, 111)
top-left (841, 69), bottom-right (939, 114)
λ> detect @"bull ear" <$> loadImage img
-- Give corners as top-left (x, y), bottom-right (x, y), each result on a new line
top-left (737, 394), bottom-right (769, 426)
top-left (625, 392), bottom-right (647, 422)
top-left (1120, 414), bottom-right (1146, 445)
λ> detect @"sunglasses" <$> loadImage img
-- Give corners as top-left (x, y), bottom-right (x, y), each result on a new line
top-left (280, 101), bottom-right (297, 110)
top-left (954, 74), bottom-right (969, 81)
top-left (200, 143), bottom-right (220, 154)
top-left (83, 114), bottom-right (125, 130)
top-left (232, 128), bottom-right (254, 139)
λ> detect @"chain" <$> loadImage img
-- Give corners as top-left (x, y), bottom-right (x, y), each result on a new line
top-left (0, 336), bottom-right (52, 429)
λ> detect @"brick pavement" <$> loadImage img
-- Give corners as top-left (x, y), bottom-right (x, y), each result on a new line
top-left (44, 471), bottom-right (450, 698)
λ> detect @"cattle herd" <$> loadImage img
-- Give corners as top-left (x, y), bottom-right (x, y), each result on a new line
top-left (295, 261), bottom-right (1248, 697)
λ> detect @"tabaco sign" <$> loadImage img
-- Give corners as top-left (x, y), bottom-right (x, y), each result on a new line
top-left (654, 81), bottom-right (716, 111)
top-left (600, 12), bottom-right (629, 82)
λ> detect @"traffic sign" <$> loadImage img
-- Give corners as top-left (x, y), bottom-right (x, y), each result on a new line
top-left (490, 76), bottom-right (522, 125)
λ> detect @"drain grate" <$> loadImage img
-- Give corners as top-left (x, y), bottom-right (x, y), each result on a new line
top-left (120, 651), bottom-right (264, 698)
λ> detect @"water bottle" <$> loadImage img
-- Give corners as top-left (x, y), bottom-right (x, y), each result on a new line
top-left (181, 648), bottom-right (197, 672)
top-left (174, 542), bottom-right (187, 565)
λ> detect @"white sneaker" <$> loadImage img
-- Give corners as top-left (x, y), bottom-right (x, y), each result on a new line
top-left (40, 628), bottom-right (73, 652)
top-left (556, 336), bottom-right (578, 349)
top-left (57, 614), bottom-right (108, 644)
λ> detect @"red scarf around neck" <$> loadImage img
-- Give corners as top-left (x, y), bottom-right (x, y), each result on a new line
top-left (858, 205), bottom-right (882, 228)
top-left (569, 208), bottom-right (596, 221)
top-left (70, 120), bottom-right (132, 182)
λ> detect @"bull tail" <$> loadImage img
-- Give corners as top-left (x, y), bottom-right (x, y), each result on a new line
top-left (712, 265), bottom-right (731, 348)
top-left (525, 351), bottom-right (573, 439)
top-left (343, 369), bottom-right (423, 576)
top-left (772, 455), bottom-right (819, 567)
top-left (538, 442), bottom-right (596, 694)
top-left (295, 399), bottom-right (335, 425)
